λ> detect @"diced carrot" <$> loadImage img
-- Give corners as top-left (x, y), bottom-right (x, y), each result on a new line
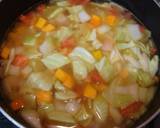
top-left (88, 70), bottom-right (104, 84)
top-left (42, 24), bottom-right (55, 32)
top-left (84, 84), bottom-right (97, 99)
top-left (36, 90), bottom-right (53, 103)
top-left (35, 17), bottom-right (47, 29)
top-left (120, 101), bottom-right (143, 118)
top-left (36, 4), bottom-right (45, 13)
top-left (92, 50), bottom-right (103, 60)
top-left (61, 37), bottom-right (76, 49)
top-left (120, 68), bottom-right (129, 79)
top-left (10, 98), bottom-right (24, 111)
top-left (1, 47), bottom-right (10, 59)
top-left (68, 0), bottom-right (90, 5)
top-left (55, 69), bottom-right (74, 89)
top-left (12, 55), bottom-right (29, 68)
top-left (106, 15), bottom-right (117, 26)
top-left (90, 15), bottom-right (102, 27)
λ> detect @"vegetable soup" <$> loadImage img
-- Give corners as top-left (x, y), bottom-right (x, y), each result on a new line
top-left (0, 0), bottom-right (159, 128)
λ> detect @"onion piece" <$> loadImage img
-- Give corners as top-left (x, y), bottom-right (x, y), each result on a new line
top-left (79, 11), bottom-right (91, 23)
top-left (69, 47), bottom-right (95, 64)
top-left (21, 109), bottom-right (42, 128)
top-left (97, 25), bottom-right (110, 34)
top-left (127, 24), bottom-right (142, 41)
top-left (109, 106), bottom-right (123, 125)
top-left (65, 100), bottom-right (80, 114)
top-left (93, 95), bottom-right (108, 122)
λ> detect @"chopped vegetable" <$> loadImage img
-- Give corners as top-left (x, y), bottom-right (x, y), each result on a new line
top-left (110, 48), bottom-right (123, 64)
top-left (90, 15), bottom-right (102, 27)
top-left (12, 55), bottom-right (29, 68)
top-left (116, 41), bottom-right (135, 50)
top-left (11, 98), bottom-right (24, 111)
top-left (112, 94), bottom-right (135, 108)
top-left (84, 84), bottom-right (97, 99)
top-left (105, 15), bottom-right (117, 26)
top-left (0, 1), bottom-right (159, 128)
top-left (35, 17), bottom-right (47, 29)
top-left (97, 25), bottom-right (110, 34)
top-left (120, 101), bottom-right (143, 118)
top-left (92, 39), bottom-right (103, 50)
top-left (23, 47), bottom-right (42, 59)
top-left (5, 48), bottom-right (15, 74)
top-left (88, 29), bottom-right (97, 41)
top-left (42, 24), bottom-right (55, 32)
top-left (79, 10), bottom-right (91, 23)
top-left (21, 109), bottom-right (42, 128)
top-left (61, 36), bottom-right (76, 49)
top-left (88, 69), bottom-right (104, 84)
top-left (57, 1), bottom-right (70, 6)
top-left (127, 24), bottom-right (142, 41)
top-left (41, 53), bottom-right (70, 70)
top-left (69, 47), bottom-right (95, 64)
top-left (55, 69), bottom-right (74, 89)
top-left (92, 50), bottom-right (103, 60)
top-left (36, 90), bottom-right (53, 103)
top-left (27, 71), bottom-right (54, 91)
top-left (23, 35), bottom-right (37, 46)
top-left (55, 27), bottom-right (73, 42)
top-left (149, 55), bottom-right (159, 76)
top-left (75, 105), bottom-right (92, 124)
top-left (48, 8), bottom-right (64, 19)
top-left (93, 95), bottom-right (108, 122)
top-left (72, 59), bottom-right (88, 80)
top-left (55, 90), bottom-right (77, 100)
top-left (54, 81), bottom-right (66, 91)
top-left (95, 57), bottom-right (116, 82)
top-left (1, 47), bottom-right (10, 59)
top-left (109, 106), bottom-right (123, 124)
top-left (48, 110), bottom-right (76, 124)
top-left (39, 36), bottom-right (54, 56)
top-left (65, 100), bottom-right (80, 114)
top-left (137, 70), bottom-right (154, 87)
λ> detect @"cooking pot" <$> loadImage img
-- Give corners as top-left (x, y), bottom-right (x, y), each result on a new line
top-left (0, 0), bottom-right (160, 128)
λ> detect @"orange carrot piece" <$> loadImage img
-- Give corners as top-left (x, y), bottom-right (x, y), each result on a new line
top-left (90, 15), bottom-right (102, 27)
top-left (36, 90), bottom-right (53, 103)
top-left (1, 47), bottom-right (10, 59)
top-left (84, 84), bottom-right (97, 99)
top-left (106, 15), bottom-right (117, 26)
top-left (55, 69), bottom-right (74, 89)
